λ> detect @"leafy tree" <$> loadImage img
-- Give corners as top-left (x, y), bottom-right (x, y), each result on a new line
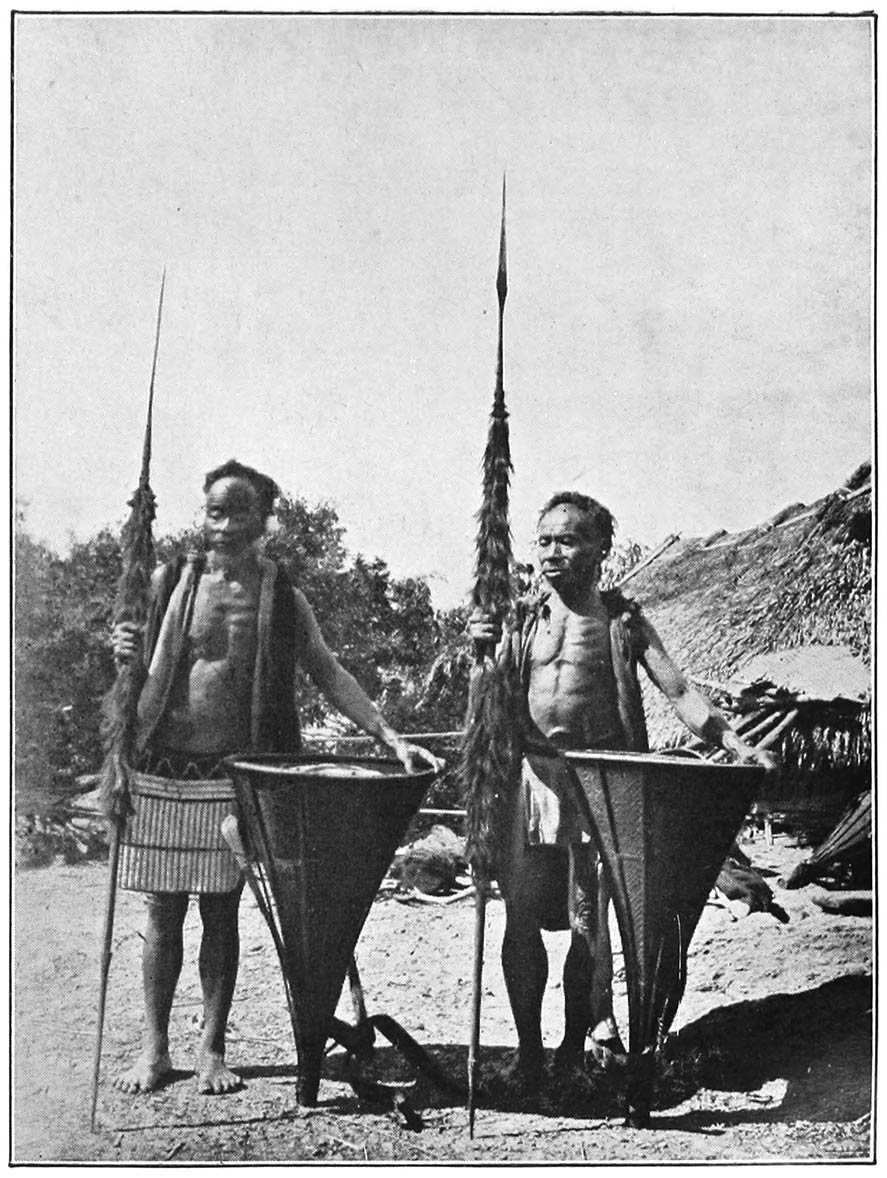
top-left (15, 524), bottom-right (56, 806)
top-left (263, 496), bottom-right (438, 726)
top-left (15, 520), bottom-right (120, 810)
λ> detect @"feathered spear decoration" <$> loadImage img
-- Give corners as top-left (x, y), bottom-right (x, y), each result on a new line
top-left (458, 177), bottom-right (521, 1136)
top-left (90, 271), bottom-right (165, 1130)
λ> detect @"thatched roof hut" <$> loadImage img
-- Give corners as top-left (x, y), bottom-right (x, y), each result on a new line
top-left (625, 461), bottom-right (871, 838)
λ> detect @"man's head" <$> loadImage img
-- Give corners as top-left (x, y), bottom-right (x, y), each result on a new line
top-left (536, 492), bottom-right (615, 592)
top-left (202, 459), bottom-right (280, 557)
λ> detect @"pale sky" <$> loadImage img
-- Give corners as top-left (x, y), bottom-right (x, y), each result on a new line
top-left (13, 13), bottom-right (873, 609)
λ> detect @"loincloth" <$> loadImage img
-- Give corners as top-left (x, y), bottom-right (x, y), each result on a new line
top-left (496, 752), bottom-right (598, 932)
top-left (119, 749), bottom-right (241, 894)
top-left (522, 751), bottom-right (593, 847)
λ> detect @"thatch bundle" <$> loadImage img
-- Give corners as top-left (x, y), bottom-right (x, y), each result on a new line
top-left (626, 463), bottom-right (871, 831)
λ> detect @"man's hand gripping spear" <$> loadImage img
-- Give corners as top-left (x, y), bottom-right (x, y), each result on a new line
top-left (459, 179), bottom-right (520, 1137)
top-left (89, 272), bottom-right (165, 1131)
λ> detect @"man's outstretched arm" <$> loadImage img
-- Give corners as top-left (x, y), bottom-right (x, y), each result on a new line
top-left (637, 616), bottom-right (777, 771)
top-left (294, 589), bottom-right (441, 774)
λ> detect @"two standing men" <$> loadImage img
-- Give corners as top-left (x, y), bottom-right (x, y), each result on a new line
top-left (111, 459), bottom-right (438, 1095)
top-left (111, 467), bottom-right (772, 1102)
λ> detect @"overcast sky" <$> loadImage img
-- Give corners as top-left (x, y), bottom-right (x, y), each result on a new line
top-left (13, 13), bottom-right (873, 609)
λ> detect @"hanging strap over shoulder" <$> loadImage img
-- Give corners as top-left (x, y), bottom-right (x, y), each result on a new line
top-left (603, 590), bottom-right (650, 753)
top-left (137, 554), bottom-right (204, 752)
top-left (251, 559), bottom-right (301, 754)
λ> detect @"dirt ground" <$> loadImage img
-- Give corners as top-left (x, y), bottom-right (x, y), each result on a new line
top-left (14, 836), bottom-right (873, 1164)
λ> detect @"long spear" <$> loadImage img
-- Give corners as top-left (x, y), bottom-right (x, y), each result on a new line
top-left (460, 177), bottom-right (515, 1137)
top-left (90, 271), bottom-right (165, 1131)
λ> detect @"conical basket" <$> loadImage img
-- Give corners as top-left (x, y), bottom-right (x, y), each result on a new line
top-left (226, 753), bottom-right (434, 1104)
top-left (565, 749), bottom-right (764, 1124)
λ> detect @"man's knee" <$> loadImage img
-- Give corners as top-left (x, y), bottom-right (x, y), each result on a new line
top-left (565, 930), bottom-right (592, 969)
top-left (501, 846), bottom-right (570, 931)
top-left (145, 891), bottom-right (189, 936)
top-left (568, 844), bottom-right (600, 935)
top-left (198, 885), bottom-right (243, 930)
top-left (503, 900), bottom-right (542, 945)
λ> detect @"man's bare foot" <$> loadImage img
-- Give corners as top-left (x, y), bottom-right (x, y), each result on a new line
top-left (553, 1042), bottom-right (588, 1079)
top-left (548, 1043), bottom-right (596, 1105)
top-left (195, 1049), bottom-right (242, 1094)
top-left (493, 1049), bottom-right (544, 1097)
top-left (113, 1051), bottom-right (173, 1094)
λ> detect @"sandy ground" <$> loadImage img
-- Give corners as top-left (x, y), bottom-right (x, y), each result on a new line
top-left (14, 836), bottom-right (873, 1164)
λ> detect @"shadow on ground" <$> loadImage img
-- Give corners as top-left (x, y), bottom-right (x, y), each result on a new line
top-left (317, 973), bottom-right (872, 1129)
top-left (321, 1042), bottom-right (627, 1122)
top-left (107, 973), bottom-right (872, 1138)
top-left (656, 974), bottom-right (872, 1125)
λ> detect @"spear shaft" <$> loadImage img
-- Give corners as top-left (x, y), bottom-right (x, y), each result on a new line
top-left (90, 272), bottom-right (165, 1131)
top-left (466, 178), bottom-right (510, 1137)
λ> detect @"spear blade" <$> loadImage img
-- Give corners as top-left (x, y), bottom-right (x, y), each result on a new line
top-left (472, 174), bottom-right (512, 645)
top-left (495, 174), bottom-right (507, 394)
top-left (139, 268), bottom-right (165, 486)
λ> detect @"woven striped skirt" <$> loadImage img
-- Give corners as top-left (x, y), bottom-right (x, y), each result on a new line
top-left (119, 768), bottom-right (241, 894)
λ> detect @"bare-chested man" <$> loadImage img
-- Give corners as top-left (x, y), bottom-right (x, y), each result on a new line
top-left (112, 459), bottom-right (438, 1096)
top-left (470, 491), bottom-right (773, 1091)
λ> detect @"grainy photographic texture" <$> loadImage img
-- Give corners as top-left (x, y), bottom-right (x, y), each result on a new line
top-left (13, 10), bottom-right (873, 1164)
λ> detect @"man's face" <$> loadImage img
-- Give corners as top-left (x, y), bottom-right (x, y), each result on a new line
top-left (536, 504), bottom-right (604, 591)
top-left (203, 477), bottom-right (266, 557)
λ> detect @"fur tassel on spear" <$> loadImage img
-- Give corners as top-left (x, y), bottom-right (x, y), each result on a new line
top-left (458, 178), bottom-right (522, 1136)
top-left (90, 270), bottom-right (165, 1131)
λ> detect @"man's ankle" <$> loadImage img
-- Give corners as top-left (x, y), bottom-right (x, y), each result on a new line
top-left (516, 1044), bottom-right (544, 1073)
top-left (198, 1037), bottom-right (226, 1059)
top-left (144, 1036), bottom-right (170, 1060)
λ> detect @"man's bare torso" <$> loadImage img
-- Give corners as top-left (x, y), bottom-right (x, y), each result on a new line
top-left (156, 561), bottom-right (260, 754)
top-left (527, 594), bottom-right (623, 750)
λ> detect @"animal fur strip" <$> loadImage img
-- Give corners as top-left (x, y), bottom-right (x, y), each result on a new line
top-left (98, 482), bottom-right (157, 821)
top-left (459, 653), bottom-right (523, 881)
top-left (461, 181), bottom-right (514, 885)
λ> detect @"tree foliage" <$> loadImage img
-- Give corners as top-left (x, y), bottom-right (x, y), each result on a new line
top-left (15, 520), bottom-right (121, 809)
top-left (265, 495), bottom-right (440, 725)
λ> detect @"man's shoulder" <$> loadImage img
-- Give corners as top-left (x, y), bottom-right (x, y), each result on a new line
top-left (601, 589), bottom-right (652, 659)
top-left (512, 586), bottom-right (646, 626)
top-left (151, 552), bottom-right (191, 588)
top-left (600, 587), bottom-right (644, 622)
top-left (287, 582), bottom-right (319, 631)
top-left (511, 588), bottom-right (550, 629)
top-left (155, 548), bottom-right (205, 570)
